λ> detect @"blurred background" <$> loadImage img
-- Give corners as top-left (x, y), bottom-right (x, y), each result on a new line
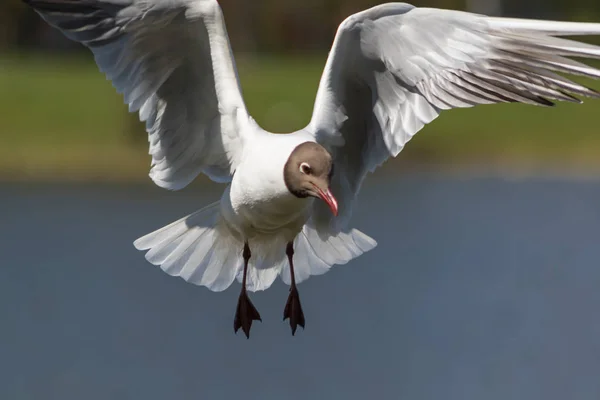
top-left (2, 1), bottom-right (600, 399)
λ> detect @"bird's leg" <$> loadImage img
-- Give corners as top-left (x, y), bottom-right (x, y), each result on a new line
top-left (234, 242), bottom-right (261, 338)
top-left (283, 242), bottom-right (305, 335)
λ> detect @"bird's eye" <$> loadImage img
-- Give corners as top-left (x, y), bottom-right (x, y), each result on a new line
top-left (299, 162), bottom-right (311, 175)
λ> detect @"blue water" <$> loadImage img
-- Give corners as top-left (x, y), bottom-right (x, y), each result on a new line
top-left (2, 175), bottom-right (600, 400)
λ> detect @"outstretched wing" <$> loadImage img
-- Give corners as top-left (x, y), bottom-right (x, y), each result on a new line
top-left (309, 3), bottom-right (600, 232)
top-left (25, 0), bottom-right (251, 189)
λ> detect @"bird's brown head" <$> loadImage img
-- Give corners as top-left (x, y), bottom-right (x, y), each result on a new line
top-left (284, 142), bottom-right (338, 216)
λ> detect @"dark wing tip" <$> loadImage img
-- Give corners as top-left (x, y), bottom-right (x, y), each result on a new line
top-left (585, 87), bottom-right (600, 99)
top-left (541, 98), bottom-right (556, 107)
top-left (23, 0), bottom-right (97, 13)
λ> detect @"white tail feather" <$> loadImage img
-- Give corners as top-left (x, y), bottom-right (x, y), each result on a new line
top-left (280, 221), bottom-right (378, 286)
top-left (134, 202), bottom-right (243, 292)
top-left (134, 204), bottom-right (377, 292)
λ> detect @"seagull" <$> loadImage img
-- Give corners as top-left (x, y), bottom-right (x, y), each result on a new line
top-left (25, 0), bottom-right (600, 337)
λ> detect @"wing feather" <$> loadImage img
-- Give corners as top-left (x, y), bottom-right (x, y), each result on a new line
top-left (24, 0), bottom-right (251, 189)
top-left (308, 4), bottom-right (600, 232)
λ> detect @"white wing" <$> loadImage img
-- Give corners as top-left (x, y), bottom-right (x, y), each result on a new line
top-left (25, 0), bottom-right (251, 189)
top-left (309, 3), bottom-right (600, 231)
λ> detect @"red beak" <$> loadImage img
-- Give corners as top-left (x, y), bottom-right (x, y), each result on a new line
top-left (317, 187), bottom-right (338, 216)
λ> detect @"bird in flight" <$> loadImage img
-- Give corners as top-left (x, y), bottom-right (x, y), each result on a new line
top-left (24, 0), bottom-right (600, 338)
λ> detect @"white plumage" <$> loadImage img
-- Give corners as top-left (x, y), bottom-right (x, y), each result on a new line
top-left (25, 0), bottom-right (600, 334)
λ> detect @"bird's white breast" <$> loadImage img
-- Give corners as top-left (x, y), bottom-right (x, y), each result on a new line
top-left (221, 131), bottom-right (315, 241)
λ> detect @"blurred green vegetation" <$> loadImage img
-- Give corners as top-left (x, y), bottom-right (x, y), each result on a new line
top-left (2, 54), bottom-right (600, 182)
